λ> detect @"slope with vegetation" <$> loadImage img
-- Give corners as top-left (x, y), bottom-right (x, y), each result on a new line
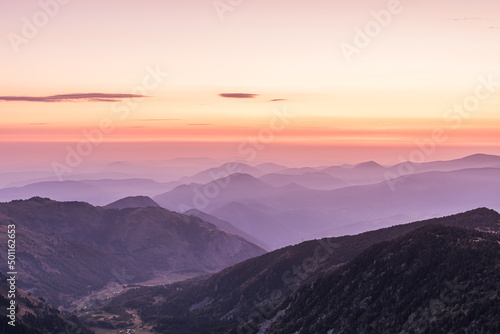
top-left (0, 197), bottom-right (265, 307)
top-left (0, 273), bottom-right (93, 334)
top-left (266, 225), bottom-right (500, 333)
top-left (91, 208), bottom-right (500, 333)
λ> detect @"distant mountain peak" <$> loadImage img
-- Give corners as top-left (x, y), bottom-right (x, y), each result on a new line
top-left (28, 196), bottom-right (55, 203)
top-left (277, 182), bottom-right (309, 191)
top-left (218, 200), bottom-right (251, 210)
top-left (222, 161), bottom-right (253, 168)
top-left (228, 172), bottom-right (258, 180)
top-left (353, 160), bottom-right (384, 169)
top-left (461, 153), bottom-right (500, 161)
top-left (254, 162), bottom-right (287, 173)
top-left (104, 195), bottom-right (160, 209)
top-left (211, 172), bottom-right (264, 185)
top-left (179, 162), bottom-right (264, 184)
top-left (465, 153), bottom-right (495, 158)
top-left (469, 207), bottom-right (498, 213)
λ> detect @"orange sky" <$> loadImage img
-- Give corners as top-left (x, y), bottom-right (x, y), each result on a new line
top-left (1, 0), bottom-right (499, 166)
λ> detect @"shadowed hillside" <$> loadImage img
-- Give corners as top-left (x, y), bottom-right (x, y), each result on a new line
top-left (0, 273), bottom-right (93, 334)
top-left (0, 197), bottom-right (265, 307)
top-left (266, 225), bottom-right (500, 333)
top-left (91, 208), bottom-right (500, 333)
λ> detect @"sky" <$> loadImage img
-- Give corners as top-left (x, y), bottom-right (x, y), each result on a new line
top-left (1, 0), bottom-right (499, 168)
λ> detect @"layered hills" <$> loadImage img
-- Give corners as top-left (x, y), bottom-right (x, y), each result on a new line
top-left (0, 197), bottom-right (265, 307)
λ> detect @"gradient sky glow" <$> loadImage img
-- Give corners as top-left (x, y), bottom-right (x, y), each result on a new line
top-left (1, 0), bottom-right (499, 166)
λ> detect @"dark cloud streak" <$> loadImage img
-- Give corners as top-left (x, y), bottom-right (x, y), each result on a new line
top-left (219, 93), bottom-right (258, 99)
top-left (0, 93), bottom-right (149, 103)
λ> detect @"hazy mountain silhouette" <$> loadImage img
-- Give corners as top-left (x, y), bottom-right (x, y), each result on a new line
top-left (270, 166), bottom-right (321, 176)
top-left (0, 170), bottom-right (58, 188)
top-left (0, 157), bottom-right (224, 189)
top-left (388, 153), bottom-right (500, 175)
top-left (184, 209), bottom-right (270, 250)
top-left (259, 171), bottom-right (346, 190)
top-left (0, 181), bottom-right (109, 205)
top-left (320, 160), bottom-right (388, 185)
top-left (153, 166), bottom-right (500, 249)
top-left (179, 162), bottom-right (265, 184)
top-left (154, 173), bottom-right (273, 211)
top-left (210, 201), bottom-right (299, 249)
top-left (254, 162), bottom-right (287, 174)
top-left (0, 179), bottom-right (178, 206)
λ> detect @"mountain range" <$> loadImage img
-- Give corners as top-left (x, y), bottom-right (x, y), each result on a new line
top-left (3, 155), bottom-right (497, 251)
top-left (2, 153), bottom-right (500, 333)
top-left (154, 166), bottom-right (500, 249)
top-left (2, 153), bottom-right (499, 206)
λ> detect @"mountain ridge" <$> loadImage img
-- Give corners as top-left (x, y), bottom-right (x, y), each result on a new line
top-left (104, 195), bottom-right (160, 209)
top-left (93, 208), bottom-right (500, 333)
top-left (264, 224), bottom-right (500, 333)
top-left (0, 197), bottom-right (265, 307)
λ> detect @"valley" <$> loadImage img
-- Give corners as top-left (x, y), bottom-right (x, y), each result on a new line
top-left (2, 1), bottom-right (498, 331)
